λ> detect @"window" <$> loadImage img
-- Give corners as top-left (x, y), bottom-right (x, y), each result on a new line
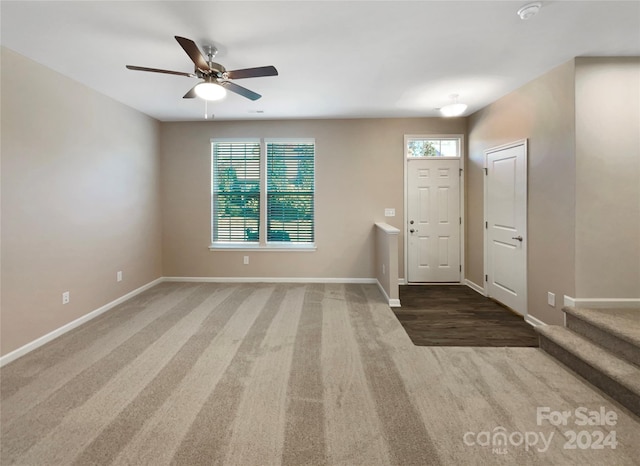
top-left (266, 141), bottom-right (315, 244)
top-left (406, 137), bottom-right (460, 158)
top-left (211, 138), bottom-right (315, 249)
top-left (212, 140), bottom-right (261, 243)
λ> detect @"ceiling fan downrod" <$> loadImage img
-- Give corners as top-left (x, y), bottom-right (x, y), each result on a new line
top-left (203, 45), bottom-right (217, 62)
top-left (202, 45), bottom-right (226, 79)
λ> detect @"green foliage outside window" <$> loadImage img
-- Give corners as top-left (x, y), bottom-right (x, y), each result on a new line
top-left (408, 140), bottom-right (439, 157)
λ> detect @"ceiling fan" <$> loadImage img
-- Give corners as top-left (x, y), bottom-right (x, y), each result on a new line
top-left (126, 36), bottom-right (278, 101)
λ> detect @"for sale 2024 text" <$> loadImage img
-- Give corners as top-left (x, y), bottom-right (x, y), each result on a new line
top-left (537, 406), bottom-right (618, 450)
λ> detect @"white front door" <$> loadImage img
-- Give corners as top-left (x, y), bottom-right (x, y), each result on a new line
top-left (407, 158), bottom-right (461, 282)
top-left (485, 141), bottom-right (527, 315)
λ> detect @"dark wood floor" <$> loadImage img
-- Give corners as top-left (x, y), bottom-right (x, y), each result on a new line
top-left (393, 285), bottom-right (539, 347)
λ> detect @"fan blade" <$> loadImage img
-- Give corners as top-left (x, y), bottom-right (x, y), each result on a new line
top-left (183, 85), bottom-right (198, 99)
top-left (126, 65), bottom-right (195, 78)
top-left (175, 36), bottom-right (211, 72)
top-left (221, 81), bottom-right (262, 101)
top-left (226, 66), bottom-right (278, 80)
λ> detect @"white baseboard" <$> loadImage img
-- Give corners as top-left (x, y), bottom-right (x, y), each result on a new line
top-left (464, 279), bottom-right (486, 296)
top-left (563, 296), bottom-right (640, 309)
top-left (398, 278), bottom-right (407, 285)
top-left (172, 276), bottom-right (396, 305)
top-left (0, 277), bottom-right (164, 368)
top-left (525, 314), bottom-right (546, 327)
top-left (376, 280), bottom-right (401, 308)
top-left (164, 276), bottom-right (378, 284)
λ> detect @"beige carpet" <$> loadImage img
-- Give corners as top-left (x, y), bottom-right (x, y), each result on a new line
top-left (1, 282), bottom-right (639, 465)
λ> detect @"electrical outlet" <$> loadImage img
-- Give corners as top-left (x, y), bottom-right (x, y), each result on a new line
top-left (384, 208), bottom-right (395, 217)
top-left (547, 292), bottom-right (556, 307)
top-left (62, 291), bottom-right (70, 304)
top-left (117, 271), bottom-right (123, 282)
top-left (243, 256), bottom-right (249, 265)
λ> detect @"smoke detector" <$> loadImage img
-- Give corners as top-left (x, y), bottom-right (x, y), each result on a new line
top-left (517, 2), bottom-right (542, 20)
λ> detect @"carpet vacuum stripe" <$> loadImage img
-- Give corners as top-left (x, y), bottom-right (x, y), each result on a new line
top-left (2, 283), bottom-right (639, 465)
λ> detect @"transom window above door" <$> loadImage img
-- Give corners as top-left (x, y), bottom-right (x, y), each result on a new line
top-left (406, 137), bottom-right (461, 158)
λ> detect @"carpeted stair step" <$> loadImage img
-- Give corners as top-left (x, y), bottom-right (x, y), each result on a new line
top-left (564, 307), bottom-right (640, 367)
top-left (537, 325), bottom-right (640, 417)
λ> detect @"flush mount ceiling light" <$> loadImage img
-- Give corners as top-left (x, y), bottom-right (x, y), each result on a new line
top-left (194, 78), bottom-right (227, 101)
top-left (517, 2), bottom-right (542, 20)
top-left (440, 94), bottom-right (468, 117)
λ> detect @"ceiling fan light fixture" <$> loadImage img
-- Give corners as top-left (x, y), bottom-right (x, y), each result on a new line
top-left (440, 94), bottom-right (467, 117)
top-left (194, 81), bottom-right (227, 101)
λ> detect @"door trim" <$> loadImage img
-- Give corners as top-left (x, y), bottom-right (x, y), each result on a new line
top-left (483, 139), bottom-right (528, 315)
top-left (403, 134), bottom-right (465, 284)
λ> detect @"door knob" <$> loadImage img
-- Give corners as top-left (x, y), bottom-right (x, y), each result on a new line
top-left (409, 220), bottom-right (414, 225)
top-left (512, 235), bottom-right (523, 242)
top-left (410, 229), bottom-right (416, 233)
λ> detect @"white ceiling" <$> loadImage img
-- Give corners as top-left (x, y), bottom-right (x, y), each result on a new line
top-left (2, 1), bottom-right (639, 122)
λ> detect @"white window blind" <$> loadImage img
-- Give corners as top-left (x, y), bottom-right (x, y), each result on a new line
top-left (266, 141), bottom-right (315, 244)
top-left (212, 141), bottom-right (261, 243)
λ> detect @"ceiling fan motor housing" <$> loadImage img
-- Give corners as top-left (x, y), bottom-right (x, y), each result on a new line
top-left (196, 62), bottom-right (226, 80)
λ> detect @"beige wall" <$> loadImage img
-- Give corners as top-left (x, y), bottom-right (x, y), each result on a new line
top-left (6, 43), bottom-right (634, 358)
top-left (575, 57), bottom-right (640, 298)
top-left (1, 48), bottom-right (163, 355)
top-left (160, 118), bottom-right (465, 279)
top-left (467, 60), bottom-right (577, 325)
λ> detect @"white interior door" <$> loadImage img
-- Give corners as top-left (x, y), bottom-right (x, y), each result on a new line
top-left (485, 141), bottom-right (527, 315)
top-left (407, 158), bottom-right (461, 282)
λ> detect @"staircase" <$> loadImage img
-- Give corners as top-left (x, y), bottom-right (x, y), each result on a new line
top-left (536, 307), bottom-right (640, 417)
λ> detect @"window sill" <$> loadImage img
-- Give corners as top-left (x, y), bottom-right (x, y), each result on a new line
top-left (209, 243), bottom-right (317, 252)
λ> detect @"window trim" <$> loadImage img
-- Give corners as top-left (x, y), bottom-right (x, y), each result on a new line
top-left (209, 137), bottom-right (316, 251)
top-left (264, 138), bottom-right (316, 247)
top-left (209, 243), bottom-right (317, 252)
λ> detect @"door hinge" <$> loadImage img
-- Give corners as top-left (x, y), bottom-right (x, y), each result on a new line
top-left (485, 221), bottom-right (488, 229)
top-left (459, 168), bottom-right (463, 176)
top-left (459, 217), bottom-right (462, 225)
top-left (485, 274), bottom-right (488, 282)
top-left (484, 167), bottom-right (488, 175)
top-left (460, 265), bottom-right (462, 272)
